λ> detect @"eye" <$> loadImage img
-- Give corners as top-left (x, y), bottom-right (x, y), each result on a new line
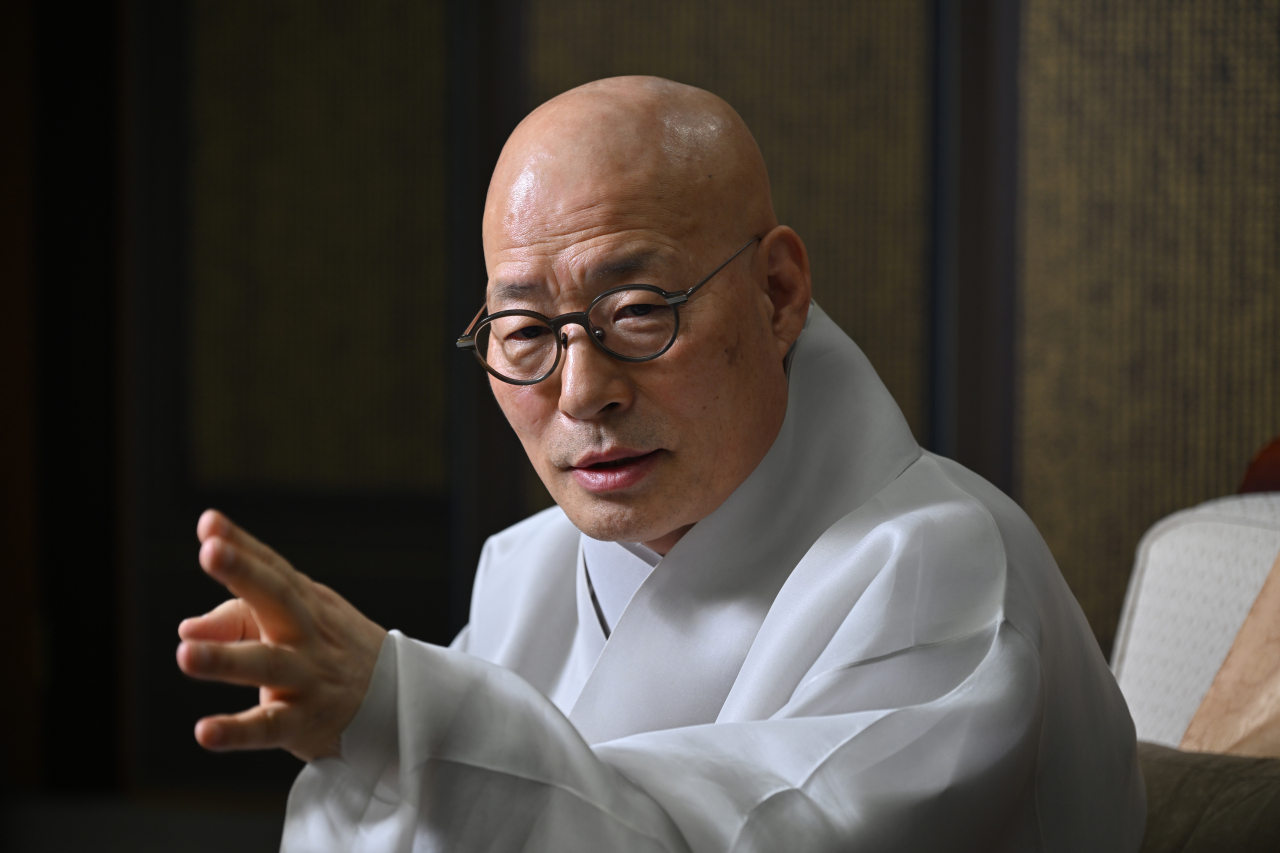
top-left (488, 316), bottom-right (553, 344)
top-left (512, 324), bottom-right (549, 340)
top-left (608, 295), bottom-right (668, 323)
top-left (620, 303), bottom-right (654, 318)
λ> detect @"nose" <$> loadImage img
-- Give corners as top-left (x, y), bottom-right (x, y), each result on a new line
top-left (555, 324), bottom-right (633, 420)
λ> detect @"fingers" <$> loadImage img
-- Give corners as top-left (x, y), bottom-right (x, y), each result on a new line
top-left (194, 701), bottom-right (291, 752)
top-left (184, 508), bottom-right (383, 762)
top-left (178, 599), bottom-right (261, 643)
top-left (195, 703), bottom-right (340, 761)
top-left (198, 537), bottom-right (309, 638)
top-left (197, 509), bottom-right (283, 567)
top-left (176, 639), bottom-right (302, 689)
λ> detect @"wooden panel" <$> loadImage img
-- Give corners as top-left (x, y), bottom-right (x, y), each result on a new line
top-left (525, 0), bottom-right (933, 439)
top-left (1020, 1), bottom-right (1280, 653)
top-left (189, 0), bottom-right (448, 491)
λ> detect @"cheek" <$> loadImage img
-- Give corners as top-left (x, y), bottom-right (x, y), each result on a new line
top-left (493, 383), bottom-right (557, 443)
top-left (663, 321), bottom-right (780, 457)
top-left (641, 330), bottom-right (746, 443)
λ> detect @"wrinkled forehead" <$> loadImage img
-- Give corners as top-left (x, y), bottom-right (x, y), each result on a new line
top-left (484, 227), bottom-right (692, 313)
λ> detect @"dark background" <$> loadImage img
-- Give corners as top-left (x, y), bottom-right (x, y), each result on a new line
top-left (2, 0), bottom-right (1277, 844)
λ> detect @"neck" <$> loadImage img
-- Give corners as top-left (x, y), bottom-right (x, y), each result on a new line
top-left (642, 523), bottom-right (695, 556)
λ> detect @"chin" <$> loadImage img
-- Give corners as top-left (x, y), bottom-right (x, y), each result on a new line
top-left (558, 494), bottom-right (673, 544)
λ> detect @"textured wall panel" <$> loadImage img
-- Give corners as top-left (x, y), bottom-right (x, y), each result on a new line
top-left (526, 0), bottom-right (933, 439)
top-left (189, 1), bottom-right (447, 491)
top-left (1020, 2), bottom-right (1280, 653)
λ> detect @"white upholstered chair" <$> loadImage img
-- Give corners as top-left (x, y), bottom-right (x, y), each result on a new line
top-left (1111, 492), bottom-right (1280, 747)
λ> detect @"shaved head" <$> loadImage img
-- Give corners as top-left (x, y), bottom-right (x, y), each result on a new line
top-left (484, 77), bottom-right (776, 269)
top-left (478, 77), bottom-right (810, 553)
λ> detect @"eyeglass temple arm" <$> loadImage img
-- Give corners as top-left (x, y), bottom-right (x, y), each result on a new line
top-left (455, 303), bottom-right (488, 349)
top-left (681, 235), bottom-right (761, 299)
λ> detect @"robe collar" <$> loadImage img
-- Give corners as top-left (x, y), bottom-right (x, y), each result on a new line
top-left (582, 536), bottom-right (661, 636)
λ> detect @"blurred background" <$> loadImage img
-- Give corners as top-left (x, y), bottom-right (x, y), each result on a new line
top-left (1, 0), bottom-right (1276, 849)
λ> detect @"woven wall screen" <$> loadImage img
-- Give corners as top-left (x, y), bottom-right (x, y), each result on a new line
top-left (188, 0), bottom-right (449, 491)
top-left (1019, 1), bottom-right (1280, 653)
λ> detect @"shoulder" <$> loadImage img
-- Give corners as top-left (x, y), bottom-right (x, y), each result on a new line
top-left (917, 452), bottom-right (1052, 562)
top-left (474, 505), bottom-right (581, 603)
top-left (480, 505), bottom-right (580, 568)
top-left (465, 506), bottom-right (582, 665)
top-left (793, 451), bottom-right (1071, 653)
top-left (914, 452), bottom-right (1087, 646)
top-left (875, 452), bottom-right (1067, 601)
top-left (837, 452), bottom-right (1011, 579)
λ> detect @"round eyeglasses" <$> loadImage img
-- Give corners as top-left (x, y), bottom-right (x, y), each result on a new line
top-left (456, 236), bottom-right (760, 385)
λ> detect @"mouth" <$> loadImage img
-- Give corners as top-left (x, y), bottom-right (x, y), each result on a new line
top-left (569, 449), bottom-right (663, 493)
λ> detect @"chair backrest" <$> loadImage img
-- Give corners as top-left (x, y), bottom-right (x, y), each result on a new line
top-left (1111, 493), bottom-right (1280, 746)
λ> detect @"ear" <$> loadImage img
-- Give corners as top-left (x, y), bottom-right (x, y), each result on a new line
top-left (759, 226), bottom-right (812, 359)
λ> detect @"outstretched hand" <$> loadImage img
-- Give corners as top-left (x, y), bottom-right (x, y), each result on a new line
top-left (176, 510), bottom-right (388, 762)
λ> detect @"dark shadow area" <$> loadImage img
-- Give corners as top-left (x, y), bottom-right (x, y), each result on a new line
top-left (2, 798), bottom-right (284, 853)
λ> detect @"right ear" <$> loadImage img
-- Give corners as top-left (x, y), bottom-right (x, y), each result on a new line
top-left (759, 226), bottom-right (812, 359)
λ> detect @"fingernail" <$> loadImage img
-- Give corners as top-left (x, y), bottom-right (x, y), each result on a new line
top-left (181, 642), bottom-right (210, 669)
top-left (208, 539), bottom-right (235, 571)
top-left (199, 720), bottom-right (222, 747)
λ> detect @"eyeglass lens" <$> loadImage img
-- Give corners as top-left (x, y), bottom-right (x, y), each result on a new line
top-left (477, 288), bottom-right (678, 382)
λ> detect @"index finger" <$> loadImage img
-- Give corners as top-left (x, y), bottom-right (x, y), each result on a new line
top-left (197, 509), bottom-right (289, 571)
top-left (199, 537), bottom-right (310, 640)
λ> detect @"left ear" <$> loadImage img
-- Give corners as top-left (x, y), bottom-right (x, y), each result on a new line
top-left (759, 226), bottom-right (812, 359)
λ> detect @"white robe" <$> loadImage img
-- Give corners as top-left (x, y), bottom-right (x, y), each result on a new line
top-left (282, 305), bottom-right (1146, 852)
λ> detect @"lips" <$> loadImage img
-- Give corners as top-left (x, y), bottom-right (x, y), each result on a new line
top-left (570, 448), bottom-right (663, 493)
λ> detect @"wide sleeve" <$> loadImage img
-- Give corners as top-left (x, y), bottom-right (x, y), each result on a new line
top-left (282, 631), bottom-right (689, 852)
top-left (281, 622), bottom-right (1048, 853)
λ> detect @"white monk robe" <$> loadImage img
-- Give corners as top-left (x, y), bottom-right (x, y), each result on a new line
top-left (283, 305), bottom-right (1146, 852)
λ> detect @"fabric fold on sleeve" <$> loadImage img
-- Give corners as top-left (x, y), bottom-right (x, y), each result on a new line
top-left (283, 623), bottom-right (1045, 853)
top-left (281, 631), bottom-right (692, 853)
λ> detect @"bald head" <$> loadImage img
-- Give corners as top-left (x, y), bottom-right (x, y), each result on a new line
top-left (484, 77), bottom-right (776, 264)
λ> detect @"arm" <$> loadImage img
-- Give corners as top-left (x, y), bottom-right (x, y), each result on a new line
top-left (281, 625), bottom-right (1047, 853)
top-left (177, 510), bottom-right (1136, 853)
top-left (176, 510), bottom-right (687, 850)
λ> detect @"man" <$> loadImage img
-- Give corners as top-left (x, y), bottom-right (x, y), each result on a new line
top-left (177, 77), bottom-right (1146, 851)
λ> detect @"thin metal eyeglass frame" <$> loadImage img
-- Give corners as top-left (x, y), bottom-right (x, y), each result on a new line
top-left (455, 235), bottom-right (761, 386)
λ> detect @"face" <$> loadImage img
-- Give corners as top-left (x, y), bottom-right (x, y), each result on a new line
top-left (483, 190), bottom-right (791, 554)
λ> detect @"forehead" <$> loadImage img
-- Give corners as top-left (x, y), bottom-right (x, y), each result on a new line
top-left (483, 134), bottom-right (707, 305)
top-left (487, 242), bottom-right (660, 303)
top-left (484, 205), bottom-right (697, 309)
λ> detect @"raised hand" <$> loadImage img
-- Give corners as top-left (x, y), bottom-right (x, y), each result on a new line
top-left (176, 509), bottom-right (388, 762)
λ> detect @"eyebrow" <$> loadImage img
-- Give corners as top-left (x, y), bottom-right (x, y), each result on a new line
top-left (489, 280), bottom-right (544, 303)
top-left (488, 249), bottom-right (666, 304)
top-left (587, 249), bottom-right (662, 284)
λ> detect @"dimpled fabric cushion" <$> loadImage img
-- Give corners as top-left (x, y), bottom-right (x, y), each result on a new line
top-left (1139, 741), bottom-right (1280, 852)
top-left (1113, 494), bottom-right (1280, 746)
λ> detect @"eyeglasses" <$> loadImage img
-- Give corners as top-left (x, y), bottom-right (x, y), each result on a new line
top-left (455, 236), bottom-right (760, 385)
